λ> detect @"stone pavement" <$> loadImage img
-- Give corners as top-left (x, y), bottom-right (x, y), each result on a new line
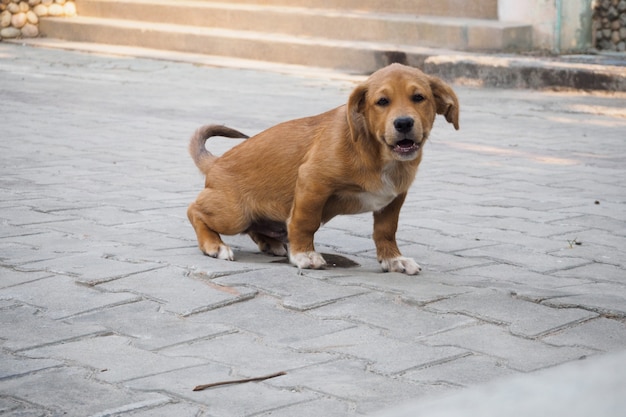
top-left (1, 42), bottom-right (626, 416)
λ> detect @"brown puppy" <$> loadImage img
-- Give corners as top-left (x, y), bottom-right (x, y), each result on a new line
top-left (187, 63), bottom-right (459, 274)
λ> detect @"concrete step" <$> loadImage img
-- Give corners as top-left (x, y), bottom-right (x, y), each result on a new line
top-left (72, 0), bottom-right (529, 51)
top-left (36, 16), bottom-right (431, 73)
top-left (79, 0), bottom-right (499, 19)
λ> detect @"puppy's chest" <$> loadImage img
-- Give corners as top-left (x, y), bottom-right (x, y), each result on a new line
top-left (357, 187), bottom-right (397, 212)
top-left (353, 172), bottom-right (400, 213)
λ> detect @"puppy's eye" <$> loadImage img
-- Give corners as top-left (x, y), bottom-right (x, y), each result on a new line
top-left (412, 94), bottom-right (425, 103)
top-left (376, 97), bottom-right (390, 106)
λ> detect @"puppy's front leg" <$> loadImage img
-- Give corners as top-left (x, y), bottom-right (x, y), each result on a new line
top-left (287, 186), bottom-right (327, 270)
top-left (374, 194), bottom-right (422, 275)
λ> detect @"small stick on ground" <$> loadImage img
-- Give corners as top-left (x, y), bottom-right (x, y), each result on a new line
top-left (192, 371), bottom-right (287, 391)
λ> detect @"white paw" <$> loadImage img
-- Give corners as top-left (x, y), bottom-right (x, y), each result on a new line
top-left (380, 256), bottom-right (422, 275)
top-left (209, 244), bottom-right (234, 261)
top-left (289, 251), bottom-right (327, 270)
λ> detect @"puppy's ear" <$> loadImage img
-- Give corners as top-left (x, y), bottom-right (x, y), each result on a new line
top-left (429, 76), bottom-right (460, 130)
top-left (347, 83), bottom-right (368, 141)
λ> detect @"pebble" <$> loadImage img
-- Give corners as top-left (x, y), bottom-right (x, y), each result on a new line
top-left (0, 0), bottom-right (74, 40)
top-left (0, 25), bottom-right (20, 38)
top-left (21, 21), bottom-right (37, 36)
top-left (47, 2), bottom-right (62, 16)
top-left (594, 2), bottom-right (626, 51)
top-left (32, 4), bottom-right (46, 16)
top-left (10, 11), bottom-right (25, 28)
top-left (1, 10), bottom-right (11, 27)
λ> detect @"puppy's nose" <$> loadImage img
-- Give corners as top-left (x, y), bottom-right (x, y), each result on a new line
top-left (394, 117), bottom-right (414, 133)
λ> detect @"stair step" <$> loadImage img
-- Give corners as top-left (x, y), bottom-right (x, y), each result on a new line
top-left (39, 16), bottom-right (531, 73)
top-left (182, 0), bottom-right (499, 19)
top-left (74, 0), bottom-right (529, 50)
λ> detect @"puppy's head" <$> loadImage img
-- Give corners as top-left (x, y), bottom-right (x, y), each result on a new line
top-left (348, 63), bottom-right (459, 162)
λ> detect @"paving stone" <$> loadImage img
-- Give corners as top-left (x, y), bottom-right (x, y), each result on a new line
top-left (454, 243), bottom-right (591, 273)
top-left (0, 351), bottom-right (63, 380)
top-left (422, 323), bottom-right (594, 371)
top-left (193, 296), bottom-right (353, 344)
top-left (539, 282), bottom-right (626, 317)
top-left (125, 363), bottom-right (316, 417)
top-left (329, 271), bottom-right (473, 306)
top-left (0, 266), bottom-right (52, 288)
top-left (290, 326), bottom-right (469, 375)
top-left (402, 353), bottom-right (519, 387)
top-left (67, 299), bottom-right (235, 350)
top-left (214, 267), bottom-right (366, 311)
top-left (254, 397), bottom-right (363, 417)
top-left (14, 252), bottom-right (165, 285)
top-left (161, 331), bottom-right (335, 375)
top-left (0, 367), bottom-right (172, 417)
top-left (541, 317), bottom-right (626, 352)
top-left (99, 265), bottom-right (257, 316)
top-left (0, 396), bottom-right (50, 417)
top-left (447, 263), bottom-right (593, 290)
top-left (120, 402), bottom-right (207, 417)
top-left (0, 303), bottom-right (109, 352)
top-left (24, 334), bottom-right (206, 383)
top-left (550, 261), bottom-right (626, 284)
top-left (426, 288), bottom-right (597, 337)
top-left (309, 292), bottom-right (476, 341)
top-left (267, 359), bottom-right (433, 415)
top-left (0, 275), bottom-right (140, 320)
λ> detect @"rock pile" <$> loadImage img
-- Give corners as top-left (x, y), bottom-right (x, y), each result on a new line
top-left (0, 0), bottom-right (75, 40)
top-left (594, 0), bottom-right (626, 51)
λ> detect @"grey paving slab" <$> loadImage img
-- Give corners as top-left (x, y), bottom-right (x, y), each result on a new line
top-left (422, 323), bottom-right (594, 371)
top-left (0, 351), bottom-right (62, 380)
top-left (161, 331), bottom-right (335, 375)
top-left (289, 326), bottom-right (469, 375)
top-left (23, 334), bottom-right (206, 383)
top-left (0, 275), bottom-right (140, 319)
top-left (0, 302), bottom-right (109, 351)
top-left (125, 363), bottom-right (317, 417)
top-left (0, 367), bottom-right (172, 417)
top-left (99, 265), bottom-right (258, 316)
top-left (267, 358), bottom-right (437, 415)
top-left (1, 42), bottom-right (625, 416)
top-left (426, 288), bottom-right (597, 338)
top-left (309, 292), bottom-right (476, 341)
top-left (67, 299), bottom-right (235, 350)
top-left (402, 352), bottom-right (519, 387)
top-left (214, 267), bottom-right (367, 311)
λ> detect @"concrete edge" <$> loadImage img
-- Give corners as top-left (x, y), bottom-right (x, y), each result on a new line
top-left (370, 350), bottom-right (626, 417)
top-left (5, 37), bottom-right (626, 93)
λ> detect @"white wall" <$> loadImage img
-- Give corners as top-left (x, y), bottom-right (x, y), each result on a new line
top-left (498, 0), bottom-right (593, 52)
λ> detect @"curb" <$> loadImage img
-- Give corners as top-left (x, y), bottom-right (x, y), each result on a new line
top-left (6, 38), bottom-right (626, 92)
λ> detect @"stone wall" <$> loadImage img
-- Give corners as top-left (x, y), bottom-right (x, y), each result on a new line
top-left (0, 0), bottom-right (75, 40)
top-left (593, 0), bottom-right (626, 51)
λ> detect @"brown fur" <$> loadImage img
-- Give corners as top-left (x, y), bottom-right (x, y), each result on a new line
top-left (187, 63), bottom-right (459, 274)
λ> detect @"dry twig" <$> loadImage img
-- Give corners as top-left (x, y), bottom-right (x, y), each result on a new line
top-left (192, 371), bottom-right (287, 391)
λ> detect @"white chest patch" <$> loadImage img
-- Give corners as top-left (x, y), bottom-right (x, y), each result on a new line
top-left (357, 189), bottom-right (397, 212)
top-left (356, 172), bottom-right (398, 213)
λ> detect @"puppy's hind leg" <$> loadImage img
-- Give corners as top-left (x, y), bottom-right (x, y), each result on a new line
top-left (249, 232), bottom-right (288, 257)
top-left (187, 202), bottom-right (235, 260)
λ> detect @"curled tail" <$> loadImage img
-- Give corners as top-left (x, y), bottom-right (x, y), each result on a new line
top-left (189, 124), bottom-right (249, 174)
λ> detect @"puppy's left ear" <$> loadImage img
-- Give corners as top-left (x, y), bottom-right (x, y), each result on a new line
top-left (429, 76), bottom-right (460, 130)
top-left (347, 83), bottom-right (368, 141)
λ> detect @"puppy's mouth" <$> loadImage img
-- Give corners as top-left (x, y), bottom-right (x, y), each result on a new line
top-left (391, 139), bottom-right (420, 155)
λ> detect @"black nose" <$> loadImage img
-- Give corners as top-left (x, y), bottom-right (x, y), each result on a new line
top-left (394, 117), bottom-right (414, 133)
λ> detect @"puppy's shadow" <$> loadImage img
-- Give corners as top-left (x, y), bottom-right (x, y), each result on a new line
top-left (269, 253), bottom-right (360, 269)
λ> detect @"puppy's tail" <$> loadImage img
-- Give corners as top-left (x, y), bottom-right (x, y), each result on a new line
top-left (189, 124), bottom-right (249, 173)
